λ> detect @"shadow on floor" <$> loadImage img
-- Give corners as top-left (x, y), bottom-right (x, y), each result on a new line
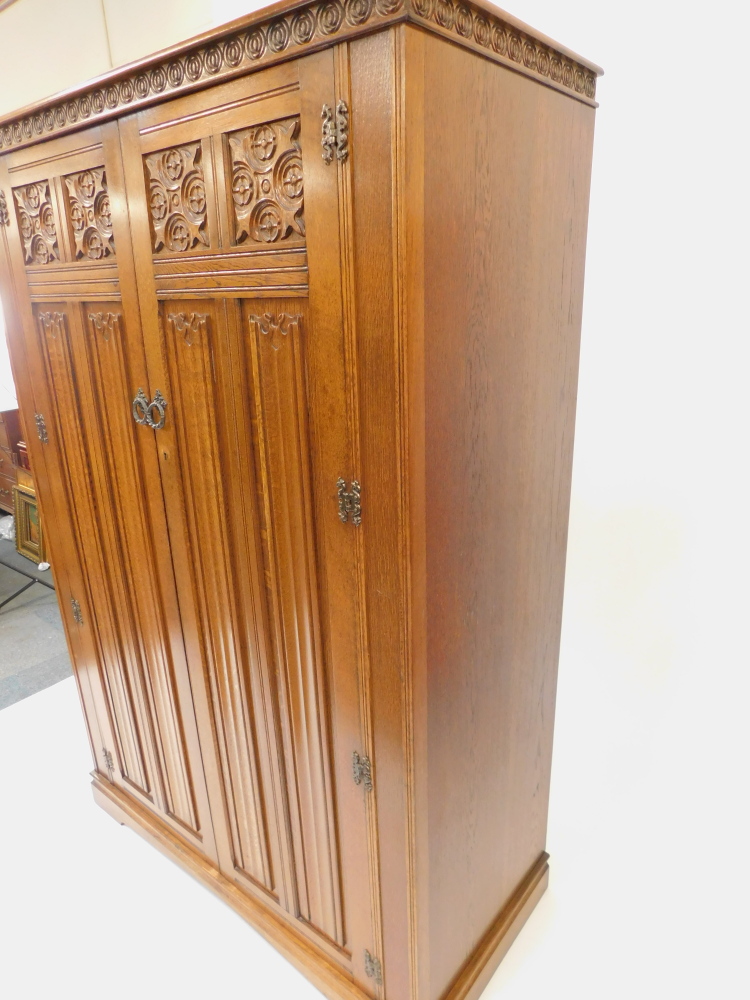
top-left (0, 538), bottom-right (71, 710)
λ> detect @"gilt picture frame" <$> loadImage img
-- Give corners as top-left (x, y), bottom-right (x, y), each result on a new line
top-left (13, 483), bottom-right (44, 563)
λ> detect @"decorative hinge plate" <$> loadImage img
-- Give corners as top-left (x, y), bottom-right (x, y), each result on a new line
top-left (0, 189), bottom-right (9, 227)
top-left (71, 598), bottom-right (83, 625)
top-left (321, 100), bottom-right (349, 164)
top-left (337, 478), bottom-right (361, 526)
top-left (364, 950), bottom-right (383, 986)
top-left (34, 412), bottom-right (48, 444)
top-left (102, 747), bottom-right (115, 782)
top-left (352, 750), bottom-right (373, 792)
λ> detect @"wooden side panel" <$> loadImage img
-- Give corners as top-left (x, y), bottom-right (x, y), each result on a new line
top-left (348, 28), bottom-right (413, 1000)
top-left (415, 31), bottom-right (597, 1000)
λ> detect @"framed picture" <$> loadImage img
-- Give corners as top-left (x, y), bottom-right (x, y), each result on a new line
top-left (13, 484), bottom-right (45, 563)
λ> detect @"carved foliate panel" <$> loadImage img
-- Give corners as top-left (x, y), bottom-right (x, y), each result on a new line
top-left (88, 311), bottom-right (120, 342)
top-left (168, 311), bottom-right (208, 347)
top-left (64, 168), bottom-right (115, 260)
top-left (144, 142), bottom-right (209, 254)
top-left (12, 181), bottom-right (59, 265)
top-left (228, 117), bottom-right (305, 245)
top-left (248, 311), bottom-right (300, 350)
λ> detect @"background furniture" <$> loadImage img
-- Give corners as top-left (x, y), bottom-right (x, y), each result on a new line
top-left (0, 4), bottom-right (599, 999)
top-left (0, 407), bottom-right (21, 512)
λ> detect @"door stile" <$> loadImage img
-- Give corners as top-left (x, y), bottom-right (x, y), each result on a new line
top-left (300, 45), bottom-right (385, 988)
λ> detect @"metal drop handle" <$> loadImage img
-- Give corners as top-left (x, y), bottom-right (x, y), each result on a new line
top-left (132, 388), bottom-right (168, 430)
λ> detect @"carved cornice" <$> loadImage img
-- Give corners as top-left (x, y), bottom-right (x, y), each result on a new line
top-left (409, 0), bottom-right (598, 100)
top-left (0, 0), bottom-right (599, 155)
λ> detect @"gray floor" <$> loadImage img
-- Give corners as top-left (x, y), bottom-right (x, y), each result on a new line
top-left (0, 538), bottom-right (72, 710)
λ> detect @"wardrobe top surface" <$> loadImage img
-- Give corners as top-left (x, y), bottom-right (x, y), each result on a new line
top-left (0, 0), bottom-right (601, 156)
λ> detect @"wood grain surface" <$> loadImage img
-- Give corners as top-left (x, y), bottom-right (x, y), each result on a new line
top-left (413, 31), bottom-right (596, 999)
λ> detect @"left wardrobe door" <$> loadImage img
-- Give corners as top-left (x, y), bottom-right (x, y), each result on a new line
top-left (0, 123), bottom-right (218, 860)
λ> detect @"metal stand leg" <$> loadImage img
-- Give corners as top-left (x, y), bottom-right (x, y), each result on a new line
top-left (0, 577), bottom-right (37, 611)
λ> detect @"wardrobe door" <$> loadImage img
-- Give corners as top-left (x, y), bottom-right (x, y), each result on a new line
top-left (0, 126), bottom-right (217, 860)
top-left (119, 50), bottom-right (381, 985)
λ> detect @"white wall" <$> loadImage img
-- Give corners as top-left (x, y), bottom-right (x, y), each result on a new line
top-left (0, 0), bottom-right (270, 118)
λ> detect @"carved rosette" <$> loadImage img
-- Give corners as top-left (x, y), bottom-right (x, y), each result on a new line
top-left (144, 142), bottom-right (208, 254)
top-left (64, 168), bottom-right (115, 260)
top-left (229, 117), bottom-right (305, 245)
top-left (13, 181), bottom-right (59, 265)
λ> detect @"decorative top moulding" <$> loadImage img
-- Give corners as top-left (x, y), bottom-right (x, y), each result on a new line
top-left (0, 0), bottom-right (602, 154)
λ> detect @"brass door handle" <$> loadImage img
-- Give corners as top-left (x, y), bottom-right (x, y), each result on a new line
top-left (132, 388), bottom-right (168, 430)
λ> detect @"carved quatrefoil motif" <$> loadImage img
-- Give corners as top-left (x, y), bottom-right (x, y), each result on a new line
top-left (64, 167), bottom-right (115, 260)
top-left (228, 116), bottom-right (305, 245)
top-left (144, 142), bottom-right (208, 254)
top-left (13, 180), bottom-right (59, 265)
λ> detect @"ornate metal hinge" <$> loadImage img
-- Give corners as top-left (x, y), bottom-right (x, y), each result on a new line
top-left (321, 100), bottom-right (349, 164)
top-left (337, 478), bottom-right (361, 526)
top-left (102, 747), bottom-right (115, 782)
top-left (132, 388), bottom-right (168, 430)
top-left (364, 950), bottom-right (383, 986)
top-left (352, 751), bottom-right (373, 792)
top-left (34, 413), bottom-right (48, 444)
top-left (0, 189), bottom-right (9, 227)
top-left (71, 598), bottom-right (83, 625)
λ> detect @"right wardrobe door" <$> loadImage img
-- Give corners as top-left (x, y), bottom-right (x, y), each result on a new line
top-left (118, 48), bottom-right (382, 987)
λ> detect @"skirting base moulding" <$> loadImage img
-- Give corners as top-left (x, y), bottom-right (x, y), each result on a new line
top-left (0, 1), bottom-right (600, 998)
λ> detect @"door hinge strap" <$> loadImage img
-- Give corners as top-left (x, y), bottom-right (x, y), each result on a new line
top-left (34, 413), bottom-right (48, 444)
top-left (337, 478), bottom-right (361, 526)
top-left (352, 750), bottom-right (373, 792)
top-left (321, 100), bottom-right (349, 164)
top-left (364, 950), bottom-right (383, 986)
top-left (0, 189), bottom-right (9, 226)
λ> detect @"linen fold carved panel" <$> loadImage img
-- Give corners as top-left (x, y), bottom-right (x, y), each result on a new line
top-left (228, 117), bottom-right (305, 245)
top-left (64, 168), bottom-right (115, 260)
top-left (144, 142), bottom-right (208, 254)
top-left (13, 181), bottom-right (59, 265)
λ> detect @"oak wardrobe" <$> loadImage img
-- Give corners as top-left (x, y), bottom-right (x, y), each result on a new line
top-left (0, 3), bottom-right (600, 999)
